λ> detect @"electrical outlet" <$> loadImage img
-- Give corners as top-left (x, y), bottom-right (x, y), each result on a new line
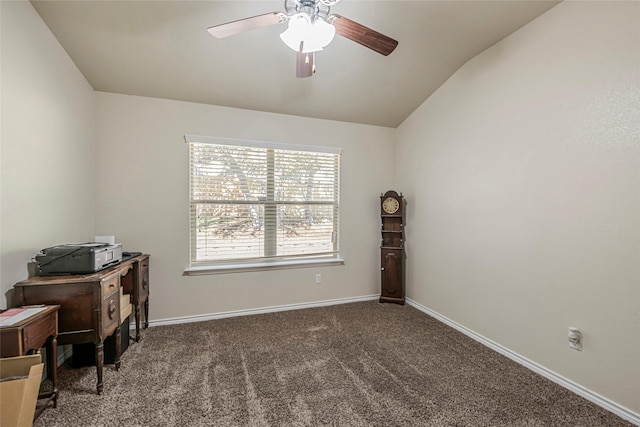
top-left (568, 327), bottom-right (583, 351)
top-left (315, 273), bottom-right (322, 284)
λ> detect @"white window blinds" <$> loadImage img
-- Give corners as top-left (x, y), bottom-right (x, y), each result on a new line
top-left (186, 135), bottom-right (341, 266)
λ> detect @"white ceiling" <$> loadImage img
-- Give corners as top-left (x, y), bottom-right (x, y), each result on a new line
top-left (31, 1), bottom-right (560, 128)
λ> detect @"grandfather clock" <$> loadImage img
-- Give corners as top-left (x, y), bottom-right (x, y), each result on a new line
top-left (380, 190), bottom-right (405, 305)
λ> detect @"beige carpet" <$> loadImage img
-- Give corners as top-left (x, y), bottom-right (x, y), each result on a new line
top-left (34, 301), bottom-right (633, 426)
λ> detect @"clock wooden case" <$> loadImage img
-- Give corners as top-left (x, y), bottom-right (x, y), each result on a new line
top-left (380, 190), bottom-right (405, 305)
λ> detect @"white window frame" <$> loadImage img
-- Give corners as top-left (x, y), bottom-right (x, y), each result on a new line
top-left (183, 134), bottom-right (344, 275)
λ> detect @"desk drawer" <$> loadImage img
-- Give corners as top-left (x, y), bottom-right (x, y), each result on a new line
top-left (23, 311), bottom-right (57, 350)
top-left (102, 293), bottom-right (120, 333)
top-left (102, 275), bottom-right (119, 298)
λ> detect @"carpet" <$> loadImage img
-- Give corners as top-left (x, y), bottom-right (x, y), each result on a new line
top-left (33, 301), bottom-right (633, 426)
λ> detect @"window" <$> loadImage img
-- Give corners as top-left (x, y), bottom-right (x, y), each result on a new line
top-left (185, 135), bottom-right (343, 274)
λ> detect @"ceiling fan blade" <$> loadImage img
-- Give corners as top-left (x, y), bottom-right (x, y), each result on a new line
top-left (207, 12), bottom-right (287, 38)
top-left (296, 50), bottom-right (315, 78)
top-left (330, 15), bottom-right (398, 56)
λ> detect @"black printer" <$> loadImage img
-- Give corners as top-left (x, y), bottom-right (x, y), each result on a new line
top-left (36, 243), bottom-right (123, 276)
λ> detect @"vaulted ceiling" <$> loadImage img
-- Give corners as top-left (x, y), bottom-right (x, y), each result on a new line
top-left (31, 1), bottom-right (560, 128)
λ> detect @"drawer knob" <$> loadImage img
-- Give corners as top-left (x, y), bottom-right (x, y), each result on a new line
top-left (108, 300), bottom-right (117, 319)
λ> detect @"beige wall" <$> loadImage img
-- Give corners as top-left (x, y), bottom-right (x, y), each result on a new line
top-left (94, 92), bottom-right (395, 321)
top-left (396, 1), bottom-right (639, 414)
top-left (0, 0), bottom-right (96, 307)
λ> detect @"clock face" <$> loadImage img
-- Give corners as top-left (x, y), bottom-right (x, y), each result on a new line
top-left (382, 197), bottom-right (400, 214)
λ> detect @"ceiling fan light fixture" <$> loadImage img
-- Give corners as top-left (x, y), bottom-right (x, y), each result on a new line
top-left (280, 13), bottom-right (334, 53)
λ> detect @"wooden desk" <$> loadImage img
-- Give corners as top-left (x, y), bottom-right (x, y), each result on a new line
top-left (13, 255), bottom-right (149, 395)
top-left (0, 305), bottom-right (60, 416)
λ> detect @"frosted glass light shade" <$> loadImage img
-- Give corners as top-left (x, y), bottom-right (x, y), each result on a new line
top-left (280, 14), bottom-right (335, 53)
top-left (313, 18), bottom-right (335, 48)
top-left (280, 14), bottom-right (312, 52)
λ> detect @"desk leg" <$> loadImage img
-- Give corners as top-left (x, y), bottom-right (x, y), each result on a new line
top-left (50, 336), bottom-right (58, 408)
top-left (134, 305), bottom-right (141, 342)
top-left (144, 298), bottom-right (149, 329)
top-left (37, 336), bottom-right (59, 412)
top-left (95, 342), bottom-right (104, 395)
top-left (115, 325), bottom-right (121, 371)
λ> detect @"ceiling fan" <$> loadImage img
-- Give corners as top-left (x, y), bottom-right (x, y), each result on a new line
top-left (207, 0), bottom-right (398, 78)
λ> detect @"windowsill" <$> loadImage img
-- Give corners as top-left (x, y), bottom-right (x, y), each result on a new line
top-left (183, 257), bottom-right (345, 276)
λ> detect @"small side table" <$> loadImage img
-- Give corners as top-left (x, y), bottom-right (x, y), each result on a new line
top-left (0, 305), bottom-right (60, 418)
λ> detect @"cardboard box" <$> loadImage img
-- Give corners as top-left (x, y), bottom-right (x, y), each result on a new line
top-left (120, 302), bottom-right (132, 321)
top-left (120, 292), bottom-right (130, 315)
top-left (0, 354), bottom-right (43, 427)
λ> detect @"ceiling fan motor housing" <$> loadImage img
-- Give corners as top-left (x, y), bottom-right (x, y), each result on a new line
top-left (285, 0), bottom-right (331, 19)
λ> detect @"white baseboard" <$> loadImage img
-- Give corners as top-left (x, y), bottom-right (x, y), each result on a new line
top-left (406, 298), bottom-right (640, 426)
top-left (149, 294), bottom-right (379, 327)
